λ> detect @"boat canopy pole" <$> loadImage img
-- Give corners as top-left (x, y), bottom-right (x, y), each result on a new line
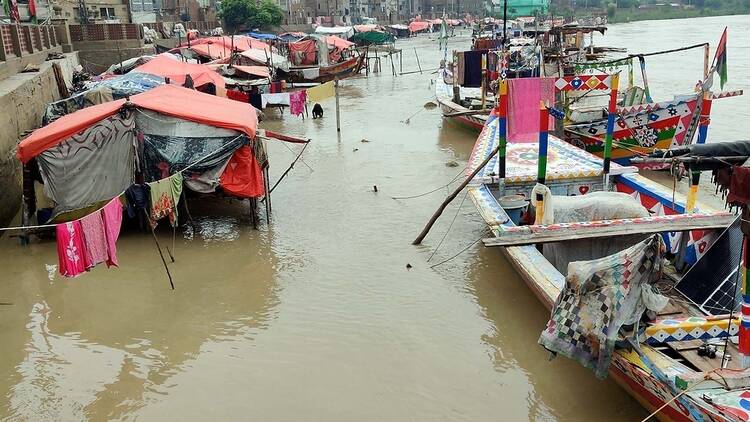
top-left (535, 101), bottom-right (550, 224)
top-left (602, 73), bottom-right (620, 190)
top-left (497, 80), bottom-right (508, 195)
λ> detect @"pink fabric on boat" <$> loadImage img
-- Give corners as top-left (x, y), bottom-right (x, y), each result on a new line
top-left (507, 77), bottom-right (556, 143)
top-left (80, 210), bottom-right (108, 268)
top-left (56, 221), bottom-right (87, 277)
top-left (102, 198), bottom-right (123, 267)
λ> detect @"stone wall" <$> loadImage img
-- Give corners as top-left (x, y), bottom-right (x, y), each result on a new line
top-left (0, 52), bottom-right (79, 227)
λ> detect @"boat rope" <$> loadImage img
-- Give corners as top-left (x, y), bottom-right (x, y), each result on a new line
top-left (427, 189), bottom-right (468, 263)
top-left (391, 167), bottom-right (467, 200)
top-left (429, 232), bottom-right (487, 269)
top-left (576, 43), bottom-right (709, 67)
top-left (639, 378), bottom-right (708, 422)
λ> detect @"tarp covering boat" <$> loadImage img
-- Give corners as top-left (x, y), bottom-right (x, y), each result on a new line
top-left (239, 48), bottom-right (290, 71)
top-left (279, 32), bottom-right (306, 42)
top-left (313, 25), bottom-right (354, 39)
top-left (132, 55), bottom-right (225, 91)
top-left (538, 235), bottom-right (668, 379)
top-left (350, 30), bottom-right (394, 45)
top-left (17, 84), bottom-right (258, 163)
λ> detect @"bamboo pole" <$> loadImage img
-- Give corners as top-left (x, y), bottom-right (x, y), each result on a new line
top-left (637, 56), bottom-right (652, 103)
top-left (144, 210), bottom-right (175, 290)
top-left (685, 92), bottom-right (713, 213)
top-left (413, 143), bottom-right (503, 245)
top-left (414, 47), bottom-right (422, 74)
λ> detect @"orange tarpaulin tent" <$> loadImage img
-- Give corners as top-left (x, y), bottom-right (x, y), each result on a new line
top-left (324, 35), bottom-right (354, 49)
top-left (182, 36), bottom-right (271, 52)
top-left (17, 84), bottom-right (258, 163)
top-left (408, 21), bottom-right (430, 33)
top-left (132, 55), bottom-right (225, 90)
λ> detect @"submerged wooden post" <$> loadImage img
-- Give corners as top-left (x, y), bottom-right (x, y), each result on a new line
top-left (535, 101), bottom-right (549, 224)
top-left (414, 47), bottom-right (422, 74)
top-left (335, 78), bottom-right (341, 132)
top-left (602, 73), bottom-right (620, 191)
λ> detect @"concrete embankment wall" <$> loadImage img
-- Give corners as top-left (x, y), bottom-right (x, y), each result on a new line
top-left (0, 52), bottom-right (79, 227)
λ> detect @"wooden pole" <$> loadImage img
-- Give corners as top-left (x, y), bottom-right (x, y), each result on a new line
top-left (335, 78), bottom-right (341, 133)
top-left (740, 211), bottom-right (750, 368)
top-left (535, 101), bottom-right (549, 224)
top-left (637, 56), bottom-right (652, 103)
top-left (480, 53), bottom-right (486, 109)
top-left (602, 73), bottom-right (620, 191)
top-left (497, 80), bottom-right (508, 194)
top-left (686, 92), bottom-right (713, 213)
top-left (144, 210), bottom-right (175, 290)
top-left (413, 143), bottom-right (502, 245)
top-left (264, 166), bottom-right (271, 221)
top-left (703, 43), bottom-right (710, 79)
top-left (414, 47), bottom-right (422, 74)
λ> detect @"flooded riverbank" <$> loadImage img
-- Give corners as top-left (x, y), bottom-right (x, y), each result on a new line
top-left (1, 15), bottom-right (747, 421)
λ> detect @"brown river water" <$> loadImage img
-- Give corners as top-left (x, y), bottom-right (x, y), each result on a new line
top-left (0, 15), bottom-right (748, 421)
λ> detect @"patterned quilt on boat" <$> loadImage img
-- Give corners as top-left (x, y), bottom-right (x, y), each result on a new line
top-left (538, 235), bottom-right (665, 379)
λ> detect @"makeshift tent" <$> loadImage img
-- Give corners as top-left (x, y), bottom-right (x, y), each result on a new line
top-left (210, 64), bottom-right (270, 79)
top-left (17, 85), bottom-right (265, 215)
top-left (350, 31), bottom-right (395, 45)
top-left (408, 21), bottom-right (430, 33)
top-left (103, 55), bottom-right (155, 75)
top-left (183, 36), bottom-right (271, 52)
top-left (279, 32), bottom-right (306, 42)
top-left (43, 86), bottom-right (114, 125)
top-left (325, 35), bottom-right (354, 49)
top-left (132, 55), bottom-right (225, 91)
top-left (248, 32), bottom-right (279, 40)
top-left (239, 48), bottom-right (290, 72)
top-left (353, 24), bottom-right (378, 33)
top-left (288, 35), bottom-right (353, 66)
top-left (85, 72), bottom-right (165, 99)
top-left (313, 25), bottom-right (354, 39)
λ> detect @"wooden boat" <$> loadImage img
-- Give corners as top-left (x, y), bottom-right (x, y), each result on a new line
top-left (287, 52), bottom-right (366, 83)
top-left (464, 76), bottom-right (750, 421)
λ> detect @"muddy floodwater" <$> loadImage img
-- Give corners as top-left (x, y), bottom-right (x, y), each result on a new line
top-left (1, 15), bottom-right (748, 421)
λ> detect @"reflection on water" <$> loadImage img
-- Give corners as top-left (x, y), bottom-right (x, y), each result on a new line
top-left (1, 15), bottom-right (746, 421)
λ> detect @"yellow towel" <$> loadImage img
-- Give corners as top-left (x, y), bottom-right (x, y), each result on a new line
top-left (306, 81), bottom-right (335, 103)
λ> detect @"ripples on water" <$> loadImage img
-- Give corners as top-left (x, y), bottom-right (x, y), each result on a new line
top-left (1, 15), bottom-right (747, 421)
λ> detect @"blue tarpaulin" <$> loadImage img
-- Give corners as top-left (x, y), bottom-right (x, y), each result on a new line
top-left (248, 32), bottom-right (279, 40)
top-left (87, 72), bottom-right (165, 99)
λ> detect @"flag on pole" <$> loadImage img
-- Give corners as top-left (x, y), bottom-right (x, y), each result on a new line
top-left (714, 27), bottom-right (728, 89)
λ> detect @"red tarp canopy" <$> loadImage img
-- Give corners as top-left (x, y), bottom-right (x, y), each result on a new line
top-left (17, 84), bottom-right (258, 163)
top-left (353, 24), bottom-right (378, 33)
top-left (182, 36), bottom-right (271, 52)
top-left (232, 65), bottom-right (270, 78)
top-left (408, 21), bottom-right (430, 33)
top-left (288, 39), bottom-right (317, 65)
top-left (132, 55), bottom-right (225, 90)
top-left (325, 35), bottom-right (354, 49)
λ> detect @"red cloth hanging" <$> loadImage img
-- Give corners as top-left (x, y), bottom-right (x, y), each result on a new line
top-left (219, 145), bottom-right (265, 198)
top-left (226, 89), bottom-right (249, 103)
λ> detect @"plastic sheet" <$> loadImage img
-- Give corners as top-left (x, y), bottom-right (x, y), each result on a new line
top-left (86, 72), bottom-right (165, 99)
top-left (532, 183), bottom-right (651, 274)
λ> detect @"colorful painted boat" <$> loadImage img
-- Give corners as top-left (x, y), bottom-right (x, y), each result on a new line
top-left (464, 79), bottom-right (750, 421)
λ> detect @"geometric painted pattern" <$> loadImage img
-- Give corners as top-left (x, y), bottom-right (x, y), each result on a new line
top-left (554, 74), bottom-right (612, 92)
top-left (644, 316), bottom-right (740, 345)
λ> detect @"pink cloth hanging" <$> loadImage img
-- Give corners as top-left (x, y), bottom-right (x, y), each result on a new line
top-left (102, 198), bottom-right (123, 267)
top-left (56, 221), bottom-right (87, 277)
top-left (80, 211), bottom-right (108, 268)
top-left (507, 77), bottom-right (556, 143)
top-left (289, 90), bottom-right (307, 116)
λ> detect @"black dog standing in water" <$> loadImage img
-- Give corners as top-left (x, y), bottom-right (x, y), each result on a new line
top-left (312, 103), bottom-right (324, 119)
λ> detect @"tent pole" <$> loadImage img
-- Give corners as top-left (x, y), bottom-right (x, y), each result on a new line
top-left (335, 78), bottom-right (341, 132)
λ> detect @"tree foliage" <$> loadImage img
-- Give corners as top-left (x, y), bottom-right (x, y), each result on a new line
top-left (220, 0), bottom-right (284, 33)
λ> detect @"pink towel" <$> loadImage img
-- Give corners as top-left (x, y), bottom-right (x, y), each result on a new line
top-left (290, 90), bottom-right (306, 116)
top-left (507, 78), bottom-right (556, 143)
top-left (56, 221), bottom-right (87, 277)
top-left (80, 211), bottom-right (108, 268)
top-left (102, 198), bottom-right (123, 267)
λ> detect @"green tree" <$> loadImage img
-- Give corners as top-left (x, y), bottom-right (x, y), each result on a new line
top-left (606, 2), bottom-right (616, 16)
top-left (219, 0), bottom-right (284, 33)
